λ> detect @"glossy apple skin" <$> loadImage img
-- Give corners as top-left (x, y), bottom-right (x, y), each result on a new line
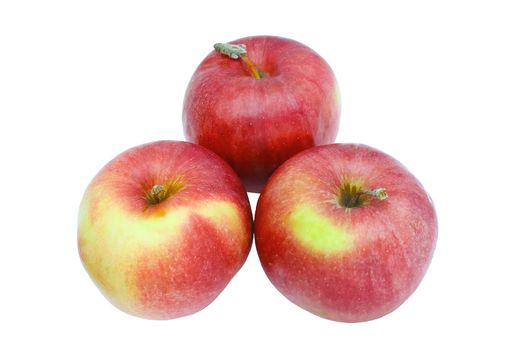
top-left (78, 141), bottom-right (252, 320)
top-left (183, 36), bottom-right (341, 193)
top-left (255, 144), bottom-right (437, 322)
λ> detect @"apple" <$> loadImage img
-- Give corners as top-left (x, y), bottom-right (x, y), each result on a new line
top-left (183, 36), bottom-right (341, 193)
top-left (78, 141), bottom-right (253, 319)
top-left (254, 144), bottom-right (437, 322)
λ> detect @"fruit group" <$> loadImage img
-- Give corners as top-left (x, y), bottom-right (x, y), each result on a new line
top-left (254, 144), bottom-right (437, 322)
top-left (78, 141), bottom-right (252, 319)
top-left (183, 35), bottom-right (341, 192)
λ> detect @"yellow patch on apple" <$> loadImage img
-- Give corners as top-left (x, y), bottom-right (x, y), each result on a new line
top-left (287, 205), bottom-right (353, 254)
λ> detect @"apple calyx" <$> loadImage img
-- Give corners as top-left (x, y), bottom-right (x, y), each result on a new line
top-left (213, 42), bottom-right (266, 79)
top-left (336, 182), bottom-right (387, 209)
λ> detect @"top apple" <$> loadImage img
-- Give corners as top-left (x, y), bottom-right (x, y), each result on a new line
top-left (183, 36), bottom-right (341, 192)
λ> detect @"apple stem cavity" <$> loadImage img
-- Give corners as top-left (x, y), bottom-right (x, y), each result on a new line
top-left (337, 183), bottom-right (388, 209)
top-left (213, 43), bottom-right (266, 79)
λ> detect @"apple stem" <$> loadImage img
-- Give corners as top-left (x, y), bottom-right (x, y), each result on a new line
top-left (337, 184), bottom-right (388, 209)
top-left (362, 188), bottom-right (388, 201)
top-left (146, 184), bottom-right (166, 205)
top-left (213, 43), bottom-right (266, 79)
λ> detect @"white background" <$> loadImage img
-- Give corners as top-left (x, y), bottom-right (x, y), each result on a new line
top-left (1, 0), bottom-right (524, 348)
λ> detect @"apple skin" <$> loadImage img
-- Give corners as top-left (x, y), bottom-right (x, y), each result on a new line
top-left (254, 144), bottom-right (437, 322)
top-left (78, 141), bottom-right (253, 320)
top-left (183, 35), bottom-right (341, 193)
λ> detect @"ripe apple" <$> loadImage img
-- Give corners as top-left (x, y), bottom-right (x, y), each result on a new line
top-left (183, 35), bottom-right (341, 193)
top-left (254, 144), bottom-right (437, 322)
top-left (78, 141), bottom-right (253, 319)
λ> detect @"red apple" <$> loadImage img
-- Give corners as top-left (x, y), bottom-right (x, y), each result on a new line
top-left (183, 36), bottom-right (341, 193)
top-left (78, 141), bottom-right (252, 319)
top-left (254, 144), bottom-right (437, 322)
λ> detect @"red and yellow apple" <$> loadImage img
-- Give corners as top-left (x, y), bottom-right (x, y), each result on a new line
top-left (183, 35), bottom-right (341, 192)
top-left (255, 144), bottom-right (438, 322)
top-left (78, 141), bottom-right (252, 319)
